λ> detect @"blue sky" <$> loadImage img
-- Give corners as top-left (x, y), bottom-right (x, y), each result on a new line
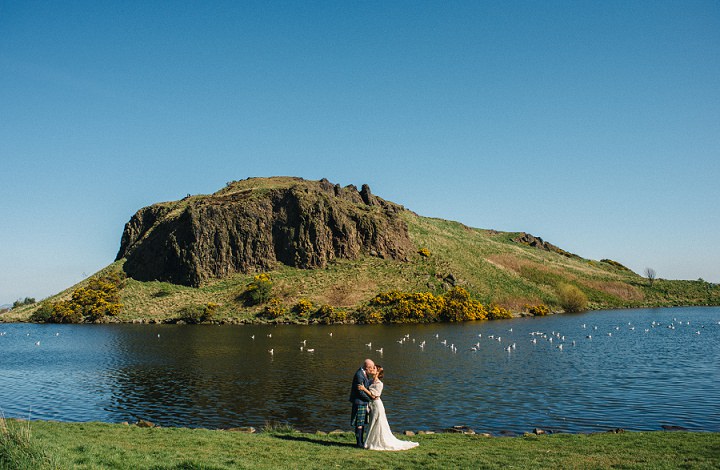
top-left (1, 1), bottom-right (718, 304)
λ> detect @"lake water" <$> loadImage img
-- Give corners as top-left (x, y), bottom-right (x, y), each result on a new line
top-left (1, 307), bottom-right (718, 435)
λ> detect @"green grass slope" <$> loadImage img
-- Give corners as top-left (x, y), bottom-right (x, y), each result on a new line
top-left (6, 209), bottom-right (719, 324)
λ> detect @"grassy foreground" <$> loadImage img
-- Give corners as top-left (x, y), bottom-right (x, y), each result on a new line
top-left (3, 419), bottom-right (719, 469)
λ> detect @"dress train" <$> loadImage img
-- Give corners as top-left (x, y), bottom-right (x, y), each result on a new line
top-left (364, 381), bottom-right (419, 451)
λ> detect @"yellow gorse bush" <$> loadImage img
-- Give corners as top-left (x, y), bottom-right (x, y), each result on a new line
top-left (48, 273), bottom-right (124, 323)
top-left (487, 304), bottom-right (513, 320)
top-left (293, 298), bottom-right (314, 316)
top-left (368, 287), bottom-right (489, 323)
top-left (355, 307), bottom-right (384, 324)
top-left (315, 304), bottom-right (347, 324)
top-left (243, 273), bottom-right (273, 305)
top-left (441, 287), bottom-right (488, 322)
top-left (263, 298), bottom-right (287, 318)
top-left (525, 304), bottom-right (550, 316)
top-left (253, 273), bottom-right (271, 283)
top-left (245, 273), bottom-right (272, 292)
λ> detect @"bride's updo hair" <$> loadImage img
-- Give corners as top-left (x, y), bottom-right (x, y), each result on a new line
top-left (375, 365), bottom-right (384, 380)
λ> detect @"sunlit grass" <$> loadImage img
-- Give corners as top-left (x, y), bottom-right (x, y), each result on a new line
top-left (0, 417), bottom-right (57, 469)
top-left (13, 420), bottom-right (720, 470)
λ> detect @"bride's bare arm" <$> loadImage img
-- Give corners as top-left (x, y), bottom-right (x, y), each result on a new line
top-left (358, 384), bottom-right (377, 399)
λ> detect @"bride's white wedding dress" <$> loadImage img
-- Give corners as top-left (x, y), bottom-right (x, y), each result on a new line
top-left (364, 380), bottom-right (419, 451)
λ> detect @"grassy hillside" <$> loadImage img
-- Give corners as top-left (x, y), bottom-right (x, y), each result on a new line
top-left (5, 209), bottom-right (719, 324)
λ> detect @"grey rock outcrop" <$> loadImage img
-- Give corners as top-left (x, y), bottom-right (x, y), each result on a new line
top-left (116, 177), bottom-right (413, 286)
top-left (511, 232), bottom-right (578, 258)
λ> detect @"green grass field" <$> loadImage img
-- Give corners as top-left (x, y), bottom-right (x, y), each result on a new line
top-left (2, 419), bottom-right (719, 469)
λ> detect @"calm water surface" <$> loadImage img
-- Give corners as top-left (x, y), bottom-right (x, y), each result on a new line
top-left (1, 307), bottom-right (718, 434)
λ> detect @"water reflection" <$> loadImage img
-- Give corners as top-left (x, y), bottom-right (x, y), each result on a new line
top-left (0, 307), bottom-right (718, 433)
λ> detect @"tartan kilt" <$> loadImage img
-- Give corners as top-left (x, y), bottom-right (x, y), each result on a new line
top-left (350, 403), bottom-right (368, 427)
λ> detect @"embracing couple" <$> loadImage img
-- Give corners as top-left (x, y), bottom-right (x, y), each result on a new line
top-left (349, 358), bottom-right (419, 451)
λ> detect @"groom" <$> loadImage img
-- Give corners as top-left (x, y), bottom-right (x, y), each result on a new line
top-left (349, 358), bottom-right (376, 448)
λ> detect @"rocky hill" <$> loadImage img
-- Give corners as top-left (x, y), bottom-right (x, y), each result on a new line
top-left (116, 177), bottom-right (414, 286)
top-left (6, 176), bottom-right (718, 324)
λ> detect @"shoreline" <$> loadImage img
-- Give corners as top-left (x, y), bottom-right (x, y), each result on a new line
top-left (3, 303), bottom-right (720, 325)
top-left (6, 417), bottom-right (717, 437)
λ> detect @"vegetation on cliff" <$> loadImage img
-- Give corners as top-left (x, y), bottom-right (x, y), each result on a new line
top-left (5, 177), bottom-right (719, 324)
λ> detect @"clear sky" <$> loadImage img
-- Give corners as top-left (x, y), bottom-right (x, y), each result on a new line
top-left (1, 1), bottom-right (718, 305)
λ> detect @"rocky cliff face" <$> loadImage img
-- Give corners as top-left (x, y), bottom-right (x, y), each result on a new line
top-left (511, 232), bottom-right (578, 259)
top-left (116, 177), bottom-right (414, 286)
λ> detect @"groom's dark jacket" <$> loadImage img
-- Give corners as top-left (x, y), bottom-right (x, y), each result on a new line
top-left (349, 367), bottom-right (373, 405)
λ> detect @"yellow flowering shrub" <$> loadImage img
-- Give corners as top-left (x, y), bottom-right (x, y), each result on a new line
top-left (316, 304), bottom-right (334, 317)
top-left (369, 290), bottom-right (445, 323)
top-left (368, 287), bottom-right (489, 323)
top-left (440, 287), bottom-right (488, 322)
top-left (487, 304), bottom-right (513, 320)
top-left (263, 298), bottom-right (287, 319)
top-left (243, 273), bottom-right (273, 305)
top-left (47, 273), bottom-right (124, 323)
top-left (315, 304), bottom-right (347, 324)
top-left (418, 247), bottom-right (431, 258)
top-left (525, 304), bottom-right (550, 316)
top-left (293, 298), bottom-right (314, 317)
top-left (50, 300), bottom-right (83, 323)
top-left (354, 306), bottom-right (385, 324)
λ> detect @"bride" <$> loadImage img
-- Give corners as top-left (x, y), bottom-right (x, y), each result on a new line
top-left (359, 365), bottom-right (419, 451)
